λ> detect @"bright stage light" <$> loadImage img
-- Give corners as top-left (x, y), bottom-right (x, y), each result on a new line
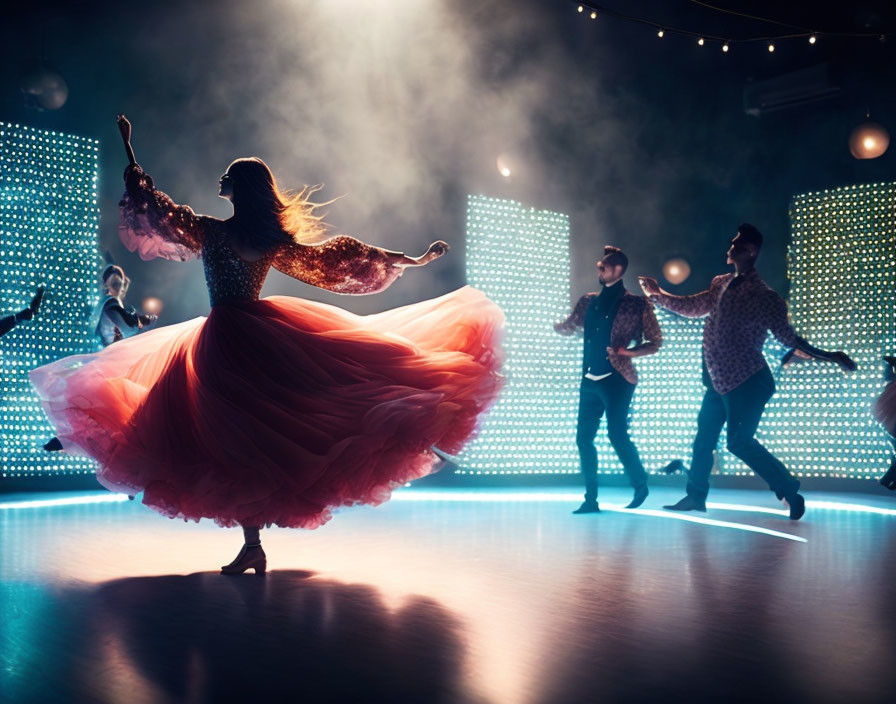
top-left (6, 488), bottom-right (893, 521)
top-left (496, 155), bottom-right (513, 179)
top-left (618, 507), bottom-right (807, 541)
top-left (0, 122), bottom-right (101, 479)
top-left (849, 121), bottom-right (889, 159)
top-left (141, 296), bottom-right (163, 315)
top-left (662, 258), bottom-right (691, 284)
top-left (0, 493), bottom-right (129, 510)
top-left (390, 490), bottom-right (807, 541)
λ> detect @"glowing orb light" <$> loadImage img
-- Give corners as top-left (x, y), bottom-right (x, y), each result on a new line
top-left (496, 155), bottom-right (512, 178)
top-left (21, 68), bottom-right (69, 111)
top-left (849, 121), bottom-right (890, 159)
top-left (663, 258), bottom-right (691, 284)
top-left (141, 297), bottom-right (163, 315)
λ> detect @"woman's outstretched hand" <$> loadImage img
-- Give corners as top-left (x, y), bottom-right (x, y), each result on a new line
top-left (117, 114), bottom-right (131, 143)
top-left (638, 276), bottom-right (661, 297)
top-left (394, 240), bottom-right (451, 268)
top-left (117, 114), bottom-right (138, 166)
top-left (425, 240), bottom-right (450, 262)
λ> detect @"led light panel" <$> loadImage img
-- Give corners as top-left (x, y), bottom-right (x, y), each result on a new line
top-left (1, 122), bottom-right (100, 477)
top-left (460, 188), bottom-right (894, 479)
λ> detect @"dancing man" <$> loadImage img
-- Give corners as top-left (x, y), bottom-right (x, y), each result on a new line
top-left (555, 246), bottom-right (662, 513)
top-left (44, 266), bottom-right (157, 454)
top-left (874, 356), bottom-right (896, 490)
top-left (30, 115), bottom-right (504, 575)
top-left (0, 287), bottom-right (44, 338)
top-left (92, 264), bottom-right (157, 347)
top-left (639, 224), bottom-right (855, 520)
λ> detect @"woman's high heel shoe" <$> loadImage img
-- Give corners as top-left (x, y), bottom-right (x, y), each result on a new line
top-left (221, 543), bottom-right (267, 575)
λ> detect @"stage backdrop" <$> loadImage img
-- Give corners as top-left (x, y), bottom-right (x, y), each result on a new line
top-left (1, 130), bottom-right (893, 482)
top-left (458, 188), bottom-right (895, 480)
top-left (0, 122), bottom-right (100, 479)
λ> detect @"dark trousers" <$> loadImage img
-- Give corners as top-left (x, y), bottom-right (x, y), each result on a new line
top-left (687, 365), bottom-right (800, 502)
top-left (576, 372), bottom-right (648, 501)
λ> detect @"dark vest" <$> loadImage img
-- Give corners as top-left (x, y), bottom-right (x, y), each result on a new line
top-left (583, 283), bottom-right (624, 376)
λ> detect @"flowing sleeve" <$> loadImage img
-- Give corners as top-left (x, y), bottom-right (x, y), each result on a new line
top-left (651, 275), bottom-right (726, 319)
top-left (763, 289), bottom-right (836, 361)
top-left (764, 290), bottom-right (801, 349)
top-left (554, 295), bottom-right (590, 335)
top-left (118, 165), bottom-right (208, 261)
top-left (629, 298), bottom-right (662, 357)
top-left (271, 235), bottom-right (406, 295)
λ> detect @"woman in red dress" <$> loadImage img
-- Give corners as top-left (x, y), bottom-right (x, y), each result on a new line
top-left (30, 116), bottom-right (504, 574)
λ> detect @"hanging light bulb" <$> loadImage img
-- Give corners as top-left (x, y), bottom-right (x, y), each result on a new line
top-left (809, 34), bottom-right (817, 44)
top-left (657, 29), bottom-right (664, 38)
top-left (577, 5), bottom-right (584, 12)
top-left (849, 115), bottom-right (890, 159)
top-left (698, 37), bottom-right (705, 46)
top-left (590, 11), bottom-right (597, 19)
top-left (663, 258), bottom-right (691, 285)
top-left (768, 42), bottom-right (775, 52)
top-left (141, 297), bottom-right (163, 315)
top-left (722, 42), bottom-right (730, 52)
top-left (496, 154), bottom-right (514, 178)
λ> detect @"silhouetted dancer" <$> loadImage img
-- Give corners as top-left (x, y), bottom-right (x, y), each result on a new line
top-left (639, 224), bottom-right (856, 520)
top-left (0, 287), bottom-right (44, 338)
top-left (44, 265), bottom-right (158, 454)
top-left (92, 264), bottom-right (158, 347)
top-left (875, 356), bottom-right (896, 490)
top-left (30, 114), bottom-right (503, 575)
top-left (555, 246), bottom-right (662, 513)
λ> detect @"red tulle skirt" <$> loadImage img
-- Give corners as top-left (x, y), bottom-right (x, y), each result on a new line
top-left (30, 287), bottom-right (504, 528)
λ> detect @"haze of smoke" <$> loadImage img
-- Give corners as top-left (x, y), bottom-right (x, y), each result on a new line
top-left (90, 0), bottom-right (754, 321)
top-left (107, 0), bottom-right (670, 319)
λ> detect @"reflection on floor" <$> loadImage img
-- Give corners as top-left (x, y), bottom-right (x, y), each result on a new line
top-left (2, 486), bottom-right (895, 703)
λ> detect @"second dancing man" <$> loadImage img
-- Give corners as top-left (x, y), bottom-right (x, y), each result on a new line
top-left (639, 224), bottom-right (855, 520)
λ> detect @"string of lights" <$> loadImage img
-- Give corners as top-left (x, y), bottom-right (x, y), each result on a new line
top-left (688, 0), bottom-right (895, 39)
top-left (574, 2), bottom-right (894, 54)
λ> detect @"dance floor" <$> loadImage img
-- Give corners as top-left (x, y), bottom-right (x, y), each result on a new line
top-left (3, 485), bottom-right (896, 703)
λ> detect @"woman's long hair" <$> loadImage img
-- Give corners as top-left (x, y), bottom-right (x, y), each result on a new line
top-left (226, 157), bottom-right (330, 251)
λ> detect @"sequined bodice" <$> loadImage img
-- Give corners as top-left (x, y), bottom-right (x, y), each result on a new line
top-left (201, 222), bottom-right (276, 307)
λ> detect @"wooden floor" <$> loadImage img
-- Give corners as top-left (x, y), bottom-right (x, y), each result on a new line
top-left (2, 486), bottom-right (895, 703)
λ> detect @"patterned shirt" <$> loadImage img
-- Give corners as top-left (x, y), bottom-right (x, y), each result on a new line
top-left (556, 289), bottom-right (662, 385)
top-left (651, 268), bottom-right (801, 395)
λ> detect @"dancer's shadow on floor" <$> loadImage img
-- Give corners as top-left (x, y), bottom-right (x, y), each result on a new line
top-left (62, 570), bottom-right (479, 704)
